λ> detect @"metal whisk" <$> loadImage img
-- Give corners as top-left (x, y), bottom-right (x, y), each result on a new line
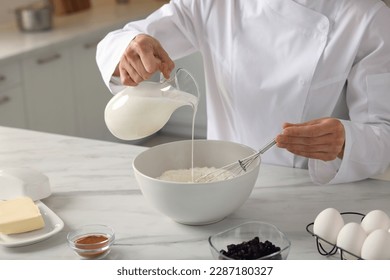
top-left (195, 139), bottom-right (276, 183)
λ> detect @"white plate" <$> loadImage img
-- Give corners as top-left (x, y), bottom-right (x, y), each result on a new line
top-left (0, 200), bottom-right (64, 247)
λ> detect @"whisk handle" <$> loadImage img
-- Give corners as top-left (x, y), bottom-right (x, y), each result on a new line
top-left (259, 139), bottom-right (277, 154)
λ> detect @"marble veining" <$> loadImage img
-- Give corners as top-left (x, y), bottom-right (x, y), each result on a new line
top-left (0, 126), bottom-right (389, 260)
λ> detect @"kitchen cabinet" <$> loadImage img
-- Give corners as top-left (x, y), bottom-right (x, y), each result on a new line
top-left (7, 31), bottom-right (129, 142)
top-left (22, 47), bottom-right (77, 136)
top-left (0, 62), bottom-right (27, 129)
top-left (19, 31), bottom-right (121, 141)
top-left (70, 34), bottom-right (117, 142)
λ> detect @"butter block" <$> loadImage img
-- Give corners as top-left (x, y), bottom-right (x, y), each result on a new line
top-left (0, 197), bottom-right (45, 234)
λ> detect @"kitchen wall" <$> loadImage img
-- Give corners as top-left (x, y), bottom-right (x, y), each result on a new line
top-left (0, 0), bottom-right (107, 25)
top-left (1, 0), bottom-right (29, 24)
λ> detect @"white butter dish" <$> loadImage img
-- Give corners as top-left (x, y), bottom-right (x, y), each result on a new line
top-left (0, 167), bottom-right (51, 201)
top-left (0, 200), bottom-right (64, 247)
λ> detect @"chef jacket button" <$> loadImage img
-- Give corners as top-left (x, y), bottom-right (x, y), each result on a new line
top-left (299, 79), bottom-right (305, 86)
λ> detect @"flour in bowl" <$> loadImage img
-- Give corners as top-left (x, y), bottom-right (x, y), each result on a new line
top-left (158, 167), bottom-right (233, 183)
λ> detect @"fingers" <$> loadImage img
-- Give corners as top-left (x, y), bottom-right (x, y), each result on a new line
top-left (276, 118), bottom-right (345, 161)
top-left (277, 132), bottom-right (340, 147)
top-left (281, 118), bottom-right (335, 137)
top-left (134, 38), bottom-right (161, 77)
top-left (117, 34), bottom-right (175, 86)
top-left (277, 142), bottom-right (343, 161)
top-left (119, 39), bottom-right (156, 86)
top-left (154, 46), bottom-right (175, 80)
top-left (118, 59), bottom-right (143, 86)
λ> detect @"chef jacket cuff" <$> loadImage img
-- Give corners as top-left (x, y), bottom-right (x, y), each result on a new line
top-left (97, 30), bottom-right (141, 94)
top-left (109, 76), bottom-right (126, 93)
top-left (308, 158), bottom-right (342, 185)
top-left (308, 119), bottom-right (352, 185)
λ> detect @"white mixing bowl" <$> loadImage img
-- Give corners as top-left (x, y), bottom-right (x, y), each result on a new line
top-left (133, 140), bottom-right (260, 225)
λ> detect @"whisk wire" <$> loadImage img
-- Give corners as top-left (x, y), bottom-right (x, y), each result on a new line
top-left (196, 139), bottom-right (276, 183)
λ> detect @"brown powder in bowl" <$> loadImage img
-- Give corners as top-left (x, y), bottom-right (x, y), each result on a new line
top-left (74, 234), bottom-right (109, 258)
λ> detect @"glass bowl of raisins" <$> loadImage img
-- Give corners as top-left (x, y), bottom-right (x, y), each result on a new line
top-left (208, 221), bottom-right (291, 260)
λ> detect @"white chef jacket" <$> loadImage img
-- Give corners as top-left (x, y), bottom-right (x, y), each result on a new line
top-left (96, 0), bottom-right (390, 185)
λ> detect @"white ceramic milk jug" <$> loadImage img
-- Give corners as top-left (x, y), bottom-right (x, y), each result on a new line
top-left (104, 68), bottom-right (199, 141)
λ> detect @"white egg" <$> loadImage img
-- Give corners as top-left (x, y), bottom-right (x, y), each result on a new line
top-left (336, 222), bottom-right (367, 259)
top-left (361, 210), bottom-right (390, 235)
top-left (313, 208), bottom-right (344, 249)
top-left (361, 229), bottom-right (390, 260)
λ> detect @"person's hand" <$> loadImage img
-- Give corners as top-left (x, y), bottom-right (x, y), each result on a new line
top-left (113, 34), bottom-right (175, 86)
top-left (275, 117), bottom-right (345, 161)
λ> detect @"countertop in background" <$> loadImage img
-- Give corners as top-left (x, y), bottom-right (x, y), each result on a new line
top-left (0, 0), bottom-right (167, 63)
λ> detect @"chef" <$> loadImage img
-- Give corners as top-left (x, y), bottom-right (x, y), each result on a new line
top-left (96, 0), bottom-right (390, 184)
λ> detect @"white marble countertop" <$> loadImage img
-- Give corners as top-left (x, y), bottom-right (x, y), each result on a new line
top-left (0, 125), bottom-right (389, 260)
top-left (0, 0), bottom-right (166, 63)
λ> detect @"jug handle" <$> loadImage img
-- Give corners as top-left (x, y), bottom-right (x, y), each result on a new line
top-left (160, 68), bottom-right (201, 101)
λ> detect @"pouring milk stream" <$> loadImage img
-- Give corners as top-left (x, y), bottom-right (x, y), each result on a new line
top-left (104, 68), bottom-right (200, 181)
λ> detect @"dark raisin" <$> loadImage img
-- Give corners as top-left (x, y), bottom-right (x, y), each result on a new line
top-left (220, 236), bottom-right (281, 260)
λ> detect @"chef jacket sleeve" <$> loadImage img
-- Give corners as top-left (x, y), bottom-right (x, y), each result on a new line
top-left (308, 4), bottom-right (390, 185)
top-left (96, 0), bottom-right (199, 93)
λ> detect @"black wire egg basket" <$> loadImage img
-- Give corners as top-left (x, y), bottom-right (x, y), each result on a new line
top-left (306, 212), bottom-right (366, 260)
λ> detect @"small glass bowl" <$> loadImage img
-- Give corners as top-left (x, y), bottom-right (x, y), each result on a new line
top-left (67, 224), bottom-right (115, 259)
top-left (208, 221), bottom-right (291, 260)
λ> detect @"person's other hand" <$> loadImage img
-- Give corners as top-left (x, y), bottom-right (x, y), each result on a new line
top-left (275, 117), bottom-right (345, 161)
top-left (113, 34), bottom-right (175, 86)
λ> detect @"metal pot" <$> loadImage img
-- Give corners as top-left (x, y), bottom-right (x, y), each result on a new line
top-left (15, 2), bottom-right (53, 32)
